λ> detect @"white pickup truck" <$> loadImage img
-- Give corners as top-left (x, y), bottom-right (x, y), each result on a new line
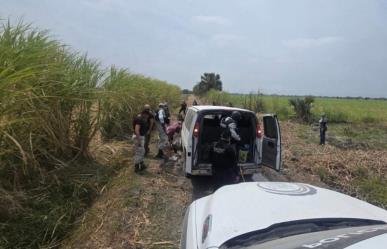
top-left (181, 106), bottom-right (281, 177)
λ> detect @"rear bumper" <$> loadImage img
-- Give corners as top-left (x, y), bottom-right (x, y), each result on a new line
top-left (191, 164), bottom-right (212, 175)
top-left (191, 163), bottom-right (260, 176)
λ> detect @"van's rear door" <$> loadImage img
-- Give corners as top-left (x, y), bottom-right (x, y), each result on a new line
top-left (261, 114), bottom-right (281, 171)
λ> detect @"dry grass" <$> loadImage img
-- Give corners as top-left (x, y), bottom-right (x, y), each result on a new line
top-left (63, 139), bottom-right (190, 249)
top-left (280, 121), bottom-right (387, 208)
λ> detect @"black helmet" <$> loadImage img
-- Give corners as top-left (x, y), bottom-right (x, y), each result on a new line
top-left (231, 111), bottom-right (241, 121)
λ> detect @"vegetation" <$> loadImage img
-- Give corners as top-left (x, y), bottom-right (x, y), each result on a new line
top-left (0, 20), bottom-right (180, 248)
top-left (289, 97), bottom-right (315, 123)
top-left (193, 72), bottom-right (222, 96)
top-left (100, 67), bottom-right (180, 139)
top-left (203, 90), bottom-right (387, 123)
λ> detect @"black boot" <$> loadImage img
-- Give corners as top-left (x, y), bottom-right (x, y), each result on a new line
top-left (134, 163), bottom-right (140, 173)
top-left (155, 149), bottom-right (164, 159)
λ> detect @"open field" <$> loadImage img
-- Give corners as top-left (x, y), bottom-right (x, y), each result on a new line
top-left (204, 90), bottom-right (387, 123)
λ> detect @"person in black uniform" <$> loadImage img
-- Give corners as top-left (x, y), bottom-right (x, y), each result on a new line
top-left (178, 100), bottom-right (187, 115)
top-left (212, 111), bottom-right (242, 188)
top-left (132, 109), bottom-right (150, 172)
top-left (143, 104), bottom-right (154, 156)
top-left (319, 114), bottom-right (328, 145)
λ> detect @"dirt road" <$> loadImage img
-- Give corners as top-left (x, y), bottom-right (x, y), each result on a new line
top-left (62, 136), bottom-right (275, 249)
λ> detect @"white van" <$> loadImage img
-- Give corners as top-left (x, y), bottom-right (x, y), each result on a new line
top-left (181, 106), bottom-right (281, 177)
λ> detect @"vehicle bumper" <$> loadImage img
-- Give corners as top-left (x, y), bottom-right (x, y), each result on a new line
top-left (238, 163), bottom-right (260, 175)
top-left (191, 164), bottom-right (212, 175)
top-left (191, 163), bottom-right (260, 176)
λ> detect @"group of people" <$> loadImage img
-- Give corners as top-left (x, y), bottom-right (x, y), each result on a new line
top-left (132, 102), bottom-right (185, 173)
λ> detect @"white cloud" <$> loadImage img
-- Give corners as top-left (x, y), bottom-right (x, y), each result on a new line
top-left (283, 36), bottom-right (343, 49)
top-left (192, 15), bottom-right (230, 25)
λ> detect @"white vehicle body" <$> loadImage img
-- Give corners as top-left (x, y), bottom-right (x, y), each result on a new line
top-left (180, 182), bottom-right (387, 249)
top-left (181, 105), bottom-right (281, 177)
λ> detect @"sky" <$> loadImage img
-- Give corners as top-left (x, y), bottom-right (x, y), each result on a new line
top-left (1, 0), bottom-right (387, 97)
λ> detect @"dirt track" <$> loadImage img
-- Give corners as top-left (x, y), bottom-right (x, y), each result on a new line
top-left (62, 133), bottom-right (280, 249)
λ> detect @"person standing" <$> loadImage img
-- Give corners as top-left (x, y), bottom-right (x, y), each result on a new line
top-left (178, 100), bottom-right (187, 115)
top-left (155, 103), bottom-right (168, 159)
top-left (143, 104), bottom-right (154, 156)
top-left (212, 111), bottom-right (242, 188)
top-left (319, 114), bottom-right (328, 145)
top-left (192, 99), bottom-right (198, 106)
top-left (164, 103), bottom-right (171, 125)
top-left (132, 109), bottom-right (150, 172)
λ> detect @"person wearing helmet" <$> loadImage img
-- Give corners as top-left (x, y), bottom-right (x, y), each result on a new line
top-left (212, 111), bottom-right (242, 188)
top-left (220, 111), bottom-right (242, 142)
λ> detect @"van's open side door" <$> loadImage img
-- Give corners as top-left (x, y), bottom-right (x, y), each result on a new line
top-left (262, 114), bottom-right (281, 171)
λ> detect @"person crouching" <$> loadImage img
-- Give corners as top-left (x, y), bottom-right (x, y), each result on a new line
top-left (132, 109), bottom-right (150, 173)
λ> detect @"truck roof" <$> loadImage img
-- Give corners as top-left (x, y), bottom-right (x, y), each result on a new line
top-left (190, 105), bottom-right (254, 113)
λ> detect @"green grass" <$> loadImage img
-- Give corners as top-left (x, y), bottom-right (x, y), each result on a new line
top-left (0, 19), bottom-right (180, 248)
top-left (357, 177), bottom-right (387, 208)
top-left (204, 90), bottom-right (387, 123)
top-left (100, 67), bottom-right (181, 139)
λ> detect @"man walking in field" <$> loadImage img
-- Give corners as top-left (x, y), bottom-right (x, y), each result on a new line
top-left (155, 103), bottom-right (168, 159)
top-left (132, 109), bottom-right (151, 173)
top-left (178, 100), bottom-right (187, 115)
top-left (143, 104), bottom-right (154, 156)
top-left (319, 113), bottom-right (328, 145)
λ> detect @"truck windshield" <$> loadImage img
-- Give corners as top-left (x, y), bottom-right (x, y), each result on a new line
top-left (220, 218), bottom-right (387, 249)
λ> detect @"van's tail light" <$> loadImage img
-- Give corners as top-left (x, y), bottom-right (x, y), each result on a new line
top-left (256, 123), bottom-right (262, 138)
top-left (193, 122), bottom-right (200, 138)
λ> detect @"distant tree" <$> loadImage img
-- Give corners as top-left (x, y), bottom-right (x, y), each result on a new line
top-left (193, 73), bottom-right (222, 96)
top-left (181, 89), bottom-right (192, 94)
top-left (289, 96), bottom-right (314, 122)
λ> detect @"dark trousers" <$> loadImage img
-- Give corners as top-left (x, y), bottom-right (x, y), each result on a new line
top-left (212, 143), bottom-right (238, 190)
top-left (320, 129), bottom-right (326, 145)
top-left (178, 108), bottom-right (186, 115)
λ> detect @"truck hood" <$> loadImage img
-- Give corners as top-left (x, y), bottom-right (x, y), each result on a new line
top-left (194, 182), bottom-right (387, 248)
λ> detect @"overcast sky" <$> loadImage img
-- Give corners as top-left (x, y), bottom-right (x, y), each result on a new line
top-left (2, 0), bottom-right (387, 97)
